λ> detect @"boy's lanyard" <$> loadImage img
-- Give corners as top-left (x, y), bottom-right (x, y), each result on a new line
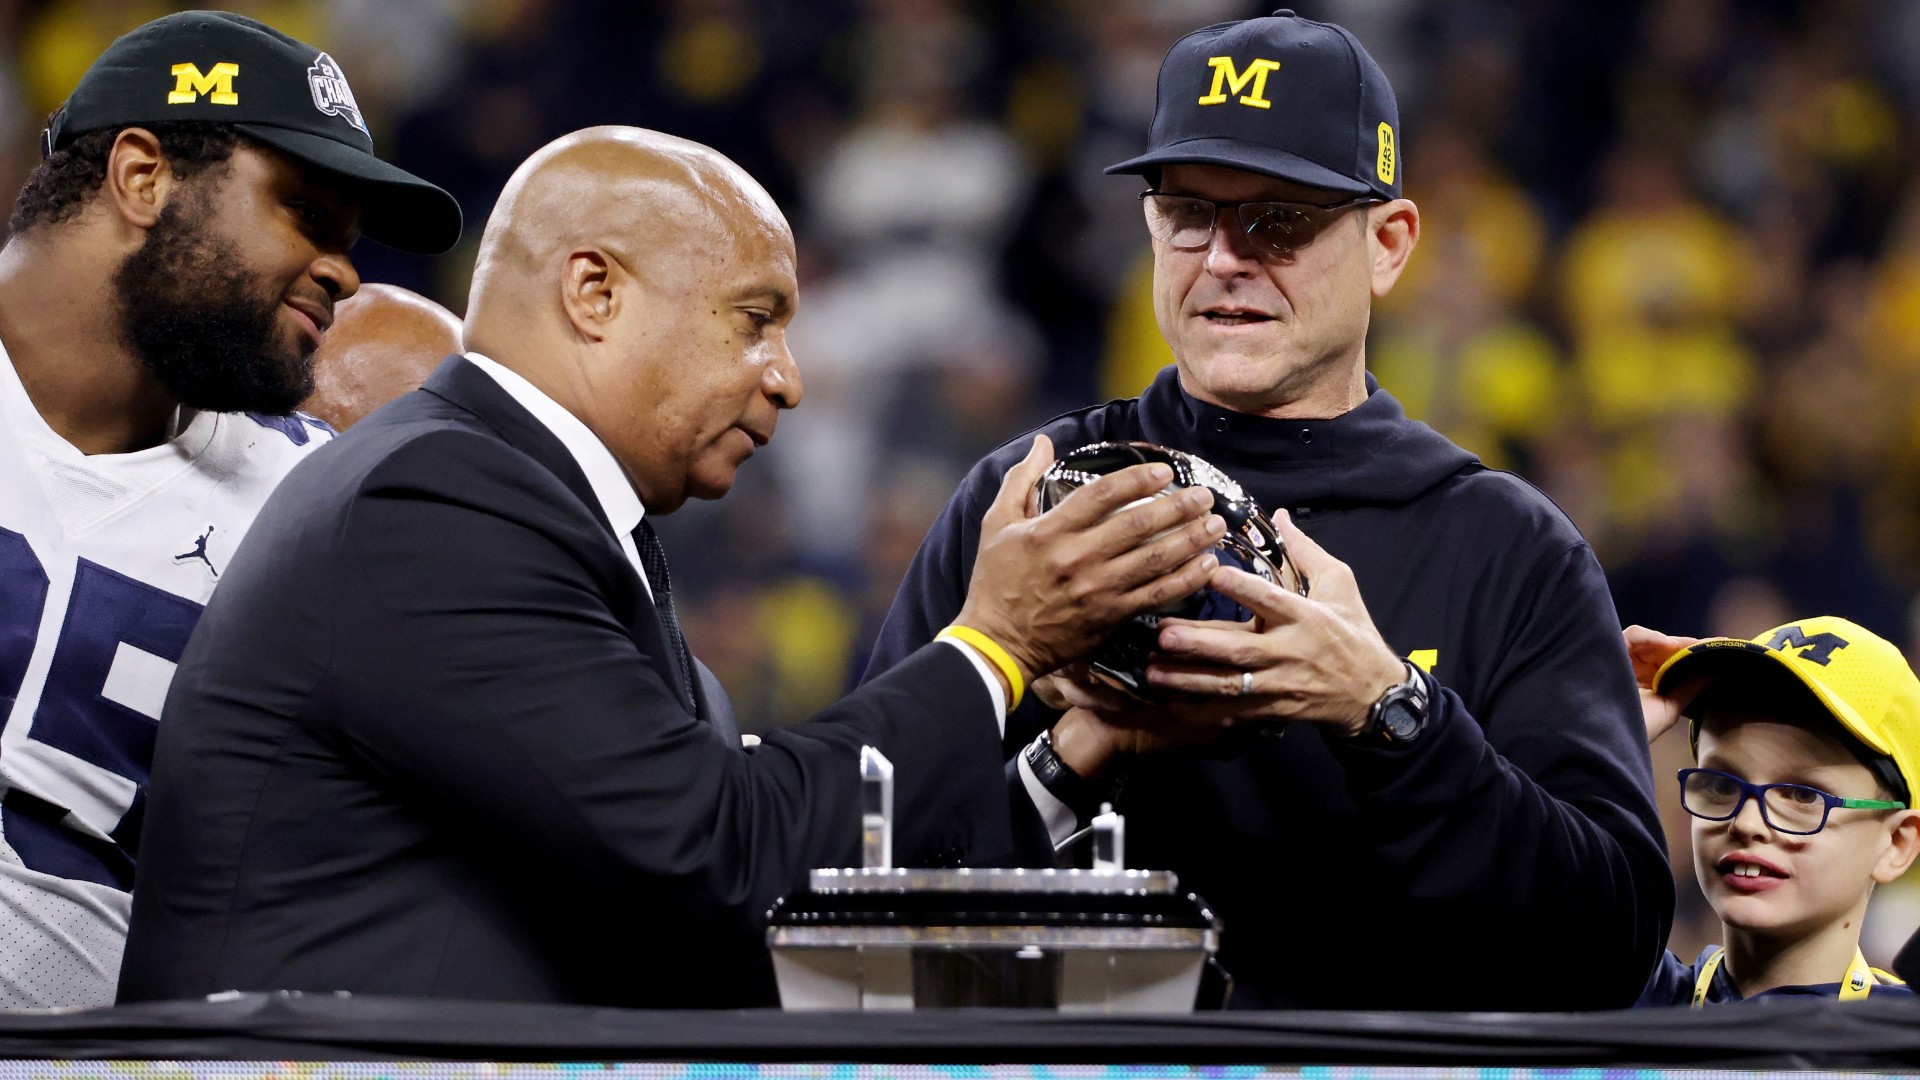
top-left (1690, 945), bottom-right (1877, 1006)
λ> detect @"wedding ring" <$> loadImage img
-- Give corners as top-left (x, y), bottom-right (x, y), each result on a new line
top-left (1238, 670), bottom-right (1254, 697)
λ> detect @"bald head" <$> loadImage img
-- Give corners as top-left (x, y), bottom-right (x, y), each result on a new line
top-left (465, 126), bottom-right (790, 359)
top-left (460, 126), bottom-right (802, 514)
top-left (299, 284), bottom-right (462, 431)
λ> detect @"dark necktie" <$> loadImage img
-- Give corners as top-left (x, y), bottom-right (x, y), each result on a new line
top-left (635, 520), bottom-right (698, 712)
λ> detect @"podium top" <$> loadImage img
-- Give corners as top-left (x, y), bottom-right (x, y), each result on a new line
top-left (807, 868), bottom-right (1179, 895)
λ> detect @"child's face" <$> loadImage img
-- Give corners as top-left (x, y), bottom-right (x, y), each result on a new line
top-left (1692, 711), bottom-right (1910, 939)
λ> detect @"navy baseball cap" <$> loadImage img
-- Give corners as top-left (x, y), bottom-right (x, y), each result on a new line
top-left (1107, 9), bottom-right (1401, 201)
top-left (41, 10), bottom-right (461, 254)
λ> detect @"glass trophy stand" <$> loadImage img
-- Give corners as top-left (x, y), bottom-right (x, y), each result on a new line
top-left (767, 748), bottom-right (1224, 1012)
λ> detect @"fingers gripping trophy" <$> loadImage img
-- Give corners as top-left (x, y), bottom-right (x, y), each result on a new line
top-left (1033, 442), bottom-right (1306, 701)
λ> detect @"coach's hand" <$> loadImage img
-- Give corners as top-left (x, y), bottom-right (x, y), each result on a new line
top-left (1624, 624), bottom-right (1705, 743)
top-left (1145, 510), bottom-right (1405, 737)
top-left (954, 435), bottom-right (1224, 687)
top-left (1035, 668), bottom-right (1232, 777)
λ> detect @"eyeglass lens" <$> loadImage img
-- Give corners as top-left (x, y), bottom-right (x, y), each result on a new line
top-left (1142, 195), bottom-right (1336, 257)
top-left (1681, 769), bottom-right (1830, 834)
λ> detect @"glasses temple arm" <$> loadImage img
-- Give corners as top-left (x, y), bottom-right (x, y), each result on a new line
top-left (1835, 796), bottom-right (1908, 809)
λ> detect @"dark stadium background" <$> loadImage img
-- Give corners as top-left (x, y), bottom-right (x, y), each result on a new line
top-left (3, 0), bottom-right (1917, 970)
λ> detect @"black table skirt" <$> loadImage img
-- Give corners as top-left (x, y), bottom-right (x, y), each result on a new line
top-left (0, 994), bottom-right (1915, 1068)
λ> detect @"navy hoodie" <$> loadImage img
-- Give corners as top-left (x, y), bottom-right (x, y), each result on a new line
top-left (864, 366), bottom-right (1673, 1011)
top-left (1638, 946), bottom-right (1916, 1006)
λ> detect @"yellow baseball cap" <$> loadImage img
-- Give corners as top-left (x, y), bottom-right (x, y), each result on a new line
top-left (1653, 616), bottom-right (1920, 803)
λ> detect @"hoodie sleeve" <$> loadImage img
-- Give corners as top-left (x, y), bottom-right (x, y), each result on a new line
top-left (1324, 539), bottom-right (1674, 1008)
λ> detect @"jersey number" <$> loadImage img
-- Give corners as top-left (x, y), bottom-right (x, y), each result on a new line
top-left (0, 525), bottom-right (202, 889)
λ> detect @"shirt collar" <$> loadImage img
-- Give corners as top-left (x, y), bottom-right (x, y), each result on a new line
top-left (462, 351), bottom-right (644, 537)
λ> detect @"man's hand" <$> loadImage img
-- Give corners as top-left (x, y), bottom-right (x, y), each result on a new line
top-left (1145, 511), bottom-right (1406, 737)
top-left (1036, 668), bottom-right (1235, 777)
top-left (955, 435), bottom-right (1224, 683)
top-left (1049, 707), bottom-right (1162, 780)
top-left (1624, 624), bottom-right (1704, 743)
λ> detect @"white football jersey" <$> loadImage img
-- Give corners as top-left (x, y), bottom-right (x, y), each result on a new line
top-left (0, 340), bottom-right (331, 1008)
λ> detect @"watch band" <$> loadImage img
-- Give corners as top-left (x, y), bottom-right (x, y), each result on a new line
top-left (1024, 729), bottom-right (1102, 816)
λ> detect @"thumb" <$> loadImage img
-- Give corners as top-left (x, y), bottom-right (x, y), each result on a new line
top-left (1271, 508), bottom-right (1339, 584)
top-left (985, 434), bottom-right (1053, 531)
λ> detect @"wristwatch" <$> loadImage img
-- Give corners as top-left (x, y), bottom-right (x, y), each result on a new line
top-left (1352, 660), bottom-right (1431, 745)
top-left (1024, 729), bottom-right (1103, 817)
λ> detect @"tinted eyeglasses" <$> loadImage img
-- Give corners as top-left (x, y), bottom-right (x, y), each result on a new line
top-left (1140, 191), bottom-right (1381, 259)
top-left (1678, 767), bottom-right (1906, 836)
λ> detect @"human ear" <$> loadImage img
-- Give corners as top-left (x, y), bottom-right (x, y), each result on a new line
top-left (558, 247), bottom-right (620, 343)
top-left (1871, 809), bottom-right (1920, 884)
top-left (103, 128), bottom-right (175, 231)
top-left (1368, 199), bottom-right (1420, 300)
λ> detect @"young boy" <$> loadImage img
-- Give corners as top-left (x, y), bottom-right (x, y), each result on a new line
top-left (1630, 616), bottom-right (1920, 1005)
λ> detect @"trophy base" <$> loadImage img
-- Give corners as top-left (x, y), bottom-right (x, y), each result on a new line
top-left (767, 868), bottom-right (1224, 1013)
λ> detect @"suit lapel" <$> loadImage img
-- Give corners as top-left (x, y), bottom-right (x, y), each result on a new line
top-left (421, 356), bottom-right (700, 717)
top-left (421, 356), bottom-right (608, 530)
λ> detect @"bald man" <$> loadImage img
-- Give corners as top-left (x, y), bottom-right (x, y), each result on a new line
top-left (299, 283), bottom-right (463, 431)
top-left (115, 128), bottom-right (1224, 1007)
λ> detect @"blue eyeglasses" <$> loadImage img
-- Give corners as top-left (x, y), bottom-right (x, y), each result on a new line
top-left (1678, 767), bottom-right (1906, 836)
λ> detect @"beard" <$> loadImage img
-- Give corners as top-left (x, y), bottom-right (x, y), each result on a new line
top-left (114, 194), bottom-right (315, 415)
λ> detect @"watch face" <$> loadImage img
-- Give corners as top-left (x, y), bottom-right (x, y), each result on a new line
top-left (1380, 698), bottom-right (1424, 741)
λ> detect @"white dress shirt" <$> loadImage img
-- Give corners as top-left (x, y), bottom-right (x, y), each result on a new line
top-left (459, 354), bottom-right (1028, 755)
top-left (465, 352), bottom-right (652, 597)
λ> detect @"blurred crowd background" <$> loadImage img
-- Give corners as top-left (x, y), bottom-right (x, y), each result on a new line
top-left (3, 0), bottom-right (1920, 970)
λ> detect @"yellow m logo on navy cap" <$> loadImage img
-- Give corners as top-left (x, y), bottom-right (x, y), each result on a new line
top-left (1107, 9), bottom-right (1402, 201)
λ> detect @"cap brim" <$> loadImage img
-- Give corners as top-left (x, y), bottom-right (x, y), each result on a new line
top-left (237, 124), bottom-right (462, 255)
top-left (1652, 640), bottom-right (1894, 760)
top-left (1105, 138), bottom-right (1375, 197)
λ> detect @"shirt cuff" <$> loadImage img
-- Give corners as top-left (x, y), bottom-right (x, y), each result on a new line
top-left (939, 637), bottom-right (1007, 738)
top-left (1016, 741), bottom-right (1081, 848)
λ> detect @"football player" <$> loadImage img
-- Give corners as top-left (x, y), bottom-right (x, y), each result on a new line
top-left (0, 12), bottom-right (457, 1006)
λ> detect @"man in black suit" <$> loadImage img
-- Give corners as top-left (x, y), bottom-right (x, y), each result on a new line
top-left (115, 127), bottom-right (1226, 1007)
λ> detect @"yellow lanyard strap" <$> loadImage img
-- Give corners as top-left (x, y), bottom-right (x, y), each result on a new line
top-left (1841, 948), bottom-right (1876, 1000)
top-left (1691, 945), bottom-right (1879, 1006)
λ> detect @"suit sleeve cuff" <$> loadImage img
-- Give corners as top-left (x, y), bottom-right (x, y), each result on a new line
top-left (939, 637), bottom-right (1007, 738)
top-left (1016, 745), bottom-right (1080, 848)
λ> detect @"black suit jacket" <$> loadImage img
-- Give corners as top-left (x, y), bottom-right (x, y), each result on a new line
top-left (118, 356), bottom-right (1011, 1007)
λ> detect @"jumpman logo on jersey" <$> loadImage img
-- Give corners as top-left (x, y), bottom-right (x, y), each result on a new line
top-left (174, 526), bottom-right (218, 578)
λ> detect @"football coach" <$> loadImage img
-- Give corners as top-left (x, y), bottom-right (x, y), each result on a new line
top-left (863, 11), bottom-right (1673, 1011)
top-left (116, 127), bottom-right (1226, 1008)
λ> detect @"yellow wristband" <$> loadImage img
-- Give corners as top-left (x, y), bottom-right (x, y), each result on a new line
top-left (937, 625), bottom-right (1026, 712)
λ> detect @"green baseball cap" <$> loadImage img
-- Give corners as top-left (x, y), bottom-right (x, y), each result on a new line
top-left (40, 10), bottom-right (461, 255)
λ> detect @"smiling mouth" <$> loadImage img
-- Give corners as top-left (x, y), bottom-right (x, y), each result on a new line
top-left (285, 303), bottom-right (330, 344)
top-left (1718, 855), bottom-right (1787, 880)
